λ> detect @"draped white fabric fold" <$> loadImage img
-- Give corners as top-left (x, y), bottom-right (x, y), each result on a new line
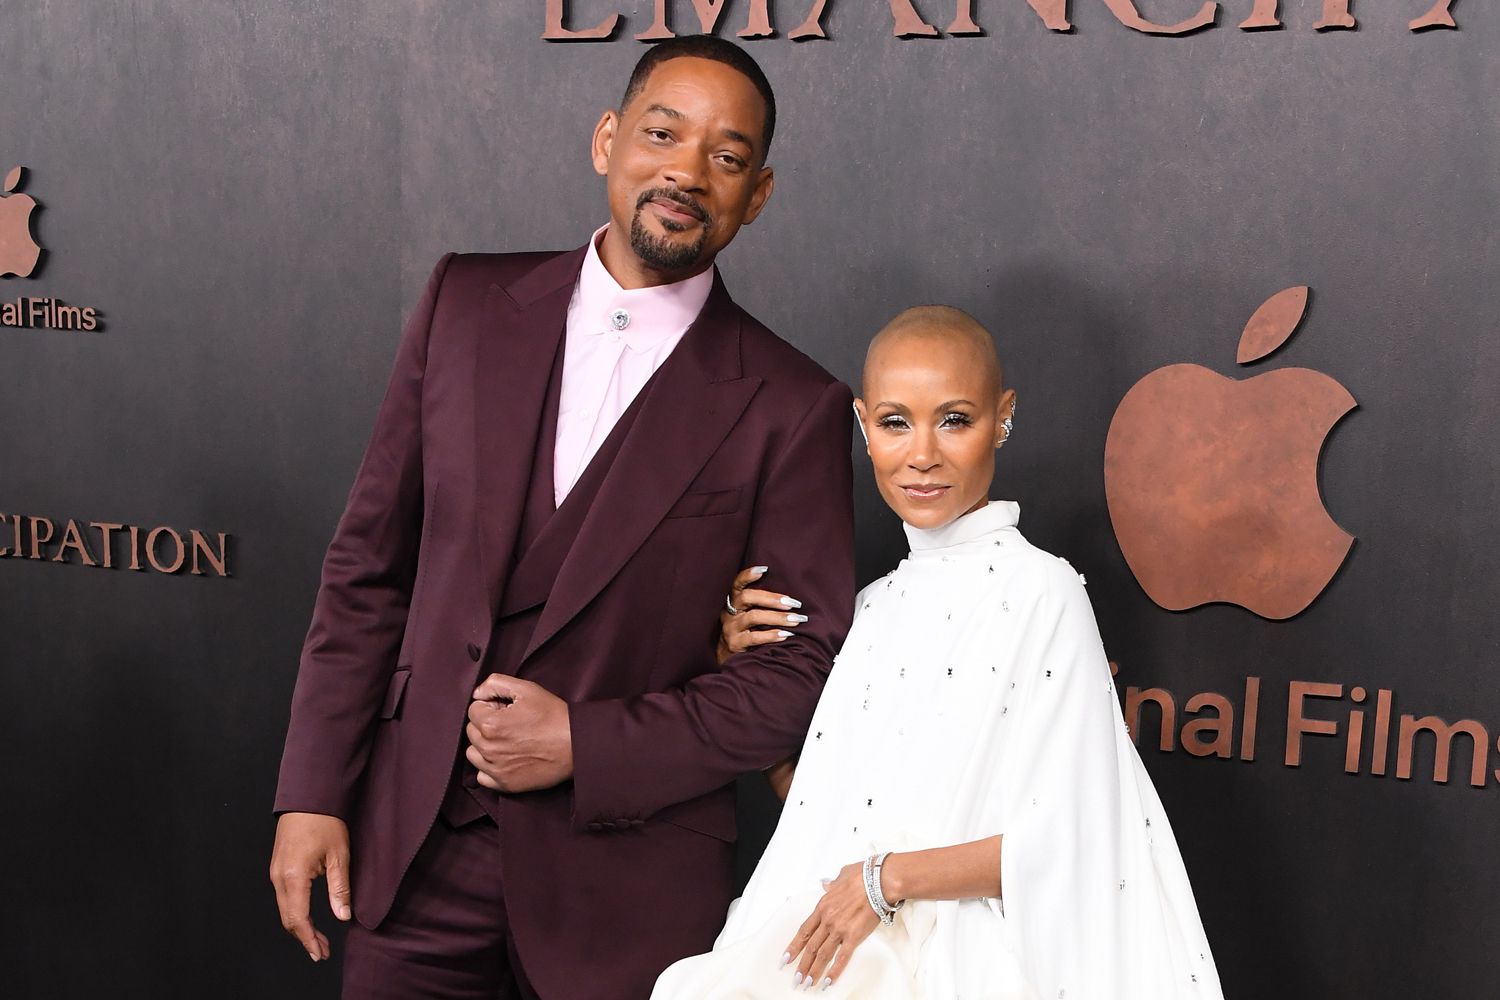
top-left (652, 502), bottom-right (1224, 1000)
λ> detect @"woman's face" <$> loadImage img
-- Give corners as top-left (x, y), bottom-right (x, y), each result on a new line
top-left (855, 333), bottom-right (1016, 531)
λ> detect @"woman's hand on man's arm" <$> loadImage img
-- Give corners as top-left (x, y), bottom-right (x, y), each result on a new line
top-left (717, 564), bottom-right (809, 664)
top-left (718, 564), bottom-right (807, 798)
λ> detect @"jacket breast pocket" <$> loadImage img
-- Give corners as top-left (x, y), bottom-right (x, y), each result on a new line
top-left (663, 487), bottom-right (741, 520)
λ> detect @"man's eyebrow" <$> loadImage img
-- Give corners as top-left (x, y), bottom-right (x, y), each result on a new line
top-left (721, 128), bottom-right (755, 151)
top-left (643, 103), bottom-right (685, 120)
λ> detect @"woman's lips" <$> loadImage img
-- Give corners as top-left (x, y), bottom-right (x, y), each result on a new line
top-left (900, 484), bottom-right (950, 500)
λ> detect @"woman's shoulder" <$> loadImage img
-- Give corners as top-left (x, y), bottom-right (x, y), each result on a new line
top-left (853, 570), bottom-right (899, 609)
top-left (999, 531), bottom-right (1092, 605)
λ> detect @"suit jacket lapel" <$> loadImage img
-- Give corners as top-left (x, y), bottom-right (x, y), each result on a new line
top-left (523, 274), bottom-right (762, 660)
top-left (474, 248), bottom-right (584, 620)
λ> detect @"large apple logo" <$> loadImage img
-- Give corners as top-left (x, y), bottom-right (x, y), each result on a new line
top-left (0, 166), bottom-right (43, 278)
top-left (1104, 287), bottom-right (1355, 620)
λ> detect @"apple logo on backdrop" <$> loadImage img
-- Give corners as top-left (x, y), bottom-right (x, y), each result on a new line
top-left (1104, 286), bottom-right (1356, 620)
top-left (0, 166), bottom-right (42, 278)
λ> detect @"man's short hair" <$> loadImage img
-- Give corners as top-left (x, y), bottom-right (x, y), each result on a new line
top-left (620, 36), bottom-right (777, 160)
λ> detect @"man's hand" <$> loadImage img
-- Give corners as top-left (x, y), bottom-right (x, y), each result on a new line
top-left (466, 674), bottom-right (574, 792)
top-left (269, 812), bottom-right (352, 962)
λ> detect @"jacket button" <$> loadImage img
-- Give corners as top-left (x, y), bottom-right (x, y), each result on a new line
top-left (467, 643), bottom-right (482, 662)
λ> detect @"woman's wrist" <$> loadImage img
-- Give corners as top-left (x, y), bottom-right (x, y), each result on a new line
top-left (879, 852), bottom-right (909, 904)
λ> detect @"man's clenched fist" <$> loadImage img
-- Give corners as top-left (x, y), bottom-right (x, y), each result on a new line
top-left (466, 674), bottom-right (575, 793)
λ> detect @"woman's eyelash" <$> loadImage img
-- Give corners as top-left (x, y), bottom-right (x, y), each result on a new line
top-left (876, 414), bottom-right (973, 430)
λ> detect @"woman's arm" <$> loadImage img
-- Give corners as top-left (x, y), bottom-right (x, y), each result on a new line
top-left (783, 834), bottom-right (1004, 989)
top-left (881, 834), bottom-right (1002, 903)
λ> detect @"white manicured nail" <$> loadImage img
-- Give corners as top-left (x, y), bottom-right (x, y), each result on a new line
top-left (752, 565), bottom-right (769, 577)
top-left (780, 951), bottom-right (792, 969)
top-left (786, 613), bottom-right (808, 624)
top-left (776, 630), bottom-right (792, 639)
top-left (794, 973), bottom-right (804, 987)
top-left (780, 596), bottom-right (802, 608)
top-left (820, 978), bottom-right (833, 992)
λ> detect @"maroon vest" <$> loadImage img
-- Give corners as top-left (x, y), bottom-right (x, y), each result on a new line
top-left (442, 337), bottom-right (655, 826)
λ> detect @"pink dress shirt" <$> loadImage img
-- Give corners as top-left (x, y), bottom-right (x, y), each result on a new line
top-left (553, 226), bottom-right (715, 505)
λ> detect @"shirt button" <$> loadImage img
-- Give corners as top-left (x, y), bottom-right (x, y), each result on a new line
top-left (609, 308), bottom-right (630, 331)
top-left (467, 643), bottom-right (482, 662)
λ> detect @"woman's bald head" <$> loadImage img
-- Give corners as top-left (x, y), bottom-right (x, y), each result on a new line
top-left (863, 305), bottom-right (1004, 401)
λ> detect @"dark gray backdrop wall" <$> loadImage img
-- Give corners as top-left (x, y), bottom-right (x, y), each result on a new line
top-left (2, 2), bottom-right (1495, 997)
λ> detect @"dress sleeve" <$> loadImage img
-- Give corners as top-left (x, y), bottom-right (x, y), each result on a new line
top-left (981, 565), bottom-right (1224, 1000)
top-left (988, 564), bottom-right (1127, 998)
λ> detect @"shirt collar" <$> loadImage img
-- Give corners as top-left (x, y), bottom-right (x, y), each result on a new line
top-left (904, 500), bottom-right (1021, 552)
top-left (574, 224), bottom-right (715, 352)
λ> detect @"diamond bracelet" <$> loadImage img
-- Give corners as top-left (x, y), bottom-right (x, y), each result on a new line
top-left (862, 851), bottom-right (903, 925)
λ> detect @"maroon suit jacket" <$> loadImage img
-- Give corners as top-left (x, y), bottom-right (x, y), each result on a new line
top-left (274, 248), bottom-right (856, 998)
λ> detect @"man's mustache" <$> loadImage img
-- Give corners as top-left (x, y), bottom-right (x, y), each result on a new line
top-left (636, 187), bottom-right (711, 226)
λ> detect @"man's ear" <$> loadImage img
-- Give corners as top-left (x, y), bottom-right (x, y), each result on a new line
top-left (852, 398), bottom-right (870, 449)
top-left (741, 167), bottom-right (775, 226)
top-left (591, 110), bottom-right (618, 177)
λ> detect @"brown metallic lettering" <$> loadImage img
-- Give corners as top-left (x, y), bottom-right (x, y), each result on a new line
top-left (1285, 681), bottom-right (1341, 767)
top-left (1409, 1), bottom-right (1455, 31)
top-left (947, 0), bottom-right (982, 35)
top-left (888, 0), bottom-right (939, 37)
top-left (1239, 0), bottom-right (1280, 29)
top-left (1371, 687), bottom-right (1393, 775)
top-left (53, 519), bottom-right (97, 566)
top-left (635, 0), bottom-right (775, 41)
top-left (1182, 692), bottom-right (1234, 758)
top-left (1240, 676), bottom-right (1261, 760)
top-left (1344, 685), bottom-right (1367, 774)
top-left (1025, 0), bottom-right (1218, 34)
top-left (28, 515), bottom-right (54, 559)
top-left (93, 522), bottom-right (123, 569)
top-left (789, 0), bottom-right (831, 39)
top-left (1396, 715), bottom-right (1488, 787)
top-left (1124, 686), bottom-right (1177, 751)
top-left (190, 530), bottom-right (230, 577)
top-left (1313, 0), bottom-right (1354, 30)
top-left (543, 0), bottom-right (620, 40)
top-left (146, 526), bottom-right (186, 574)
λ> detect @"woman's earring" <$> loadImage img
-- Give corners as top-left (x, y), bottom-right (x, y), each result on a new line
top-left (997, 412), bottom-right (1014, 448)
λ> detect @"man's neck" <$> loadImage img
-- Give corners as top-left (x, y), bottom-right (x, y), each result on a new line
top-left (596, 224), bottom-right (712, 290)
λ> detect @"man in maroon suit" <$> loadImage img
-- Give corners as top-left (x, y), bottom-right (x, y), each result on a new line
top-left (269, 36), bottom-right (855, 1000)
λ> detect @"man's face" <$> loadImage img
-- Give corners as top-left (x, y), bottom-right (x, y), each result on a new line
top-left (592, 57), bottom-right (774, 279)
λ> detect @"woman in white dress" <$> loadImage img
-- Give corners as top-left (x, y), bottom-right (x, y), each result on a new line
top-left (650, 306), bottom-right (1225, 999)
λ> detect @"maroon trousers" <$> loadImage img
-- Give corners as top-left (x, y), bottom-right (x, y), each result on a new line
top-left (342, 815), bottom-right (541, 1000)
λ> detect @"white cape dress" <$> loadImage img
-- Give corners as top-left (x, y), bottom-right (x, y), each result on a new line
top-left (651, 501), bottom-right (1225, 1000)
